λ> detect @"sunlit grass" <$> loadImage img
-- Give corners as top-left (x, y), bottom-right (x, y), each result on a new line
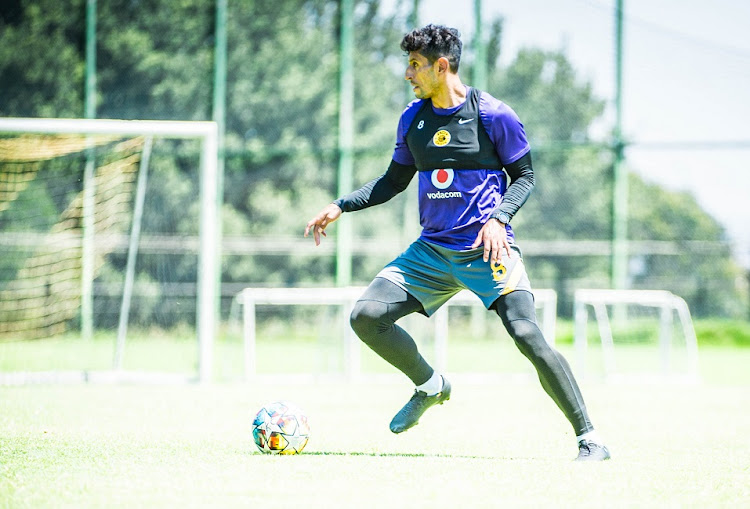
top-left (1, 377), bottom-right (748, 508)
top-left (2, 322), bottom-right (749, 385)
top-left (1, 318), bottom-right (749, 507)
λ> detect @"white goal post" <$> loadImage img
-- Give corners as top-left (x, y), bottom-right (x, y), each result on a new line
top-left (0, 117), bottom-right (219, 383)
top-left (574, 289), bottom-right (699, 381)
top-left (238, 286), bottom-right (557, 381)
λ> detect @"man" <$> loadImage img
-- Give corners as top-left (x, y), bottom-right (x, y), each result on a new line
top-left (304, 24), bottom-right (610, 461)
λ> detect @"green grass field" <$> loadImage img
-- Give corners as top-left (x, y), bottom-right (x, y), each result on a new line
top-left (1, 378), bottom-right (749, 508)
top-left (1, 333), bottom-right (749, 508)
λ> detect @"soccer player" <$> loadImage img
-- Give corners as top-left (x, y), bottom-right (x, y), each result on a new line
top-left (305, 24), bottom-right (610, 461)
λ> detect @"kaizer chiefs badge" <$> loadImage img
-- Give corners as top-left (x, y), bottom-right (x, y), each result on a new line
top-left (432, 129), bottom-right (451, 147)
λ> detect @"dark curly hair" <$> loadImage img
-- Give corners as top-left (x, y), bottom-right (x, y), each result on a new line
top-left (400, 24), bottom-right (462, 73)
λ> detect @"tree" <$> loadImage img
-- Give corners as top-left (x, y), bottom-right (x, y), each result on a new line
top-left (0, 0), bottom-right (85, 118)
top-left (629, 175), bottom-right (744, 316)
top-left (484, 35), bottom-right (743, 316)
top-left (1, 0), bottom-right (744, 323)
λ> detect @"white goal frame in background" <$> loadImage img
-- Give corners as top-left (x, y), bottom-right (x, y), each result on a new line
top-left (574, 289), bottom-right (699, 381)
top-left (0, 118), bottom-right (219, 383)
top-left (238, 287), bottom-right (557, 381)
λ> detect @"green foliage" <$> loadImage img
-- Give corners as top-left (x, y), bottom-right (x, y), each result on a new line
top-left (96, 0), bottom-right (214, 120)
top-left (0, 0), bottom-right (85, 117)
top-left (629, 175), bottom-right (724, 242)
top-left (628, 175), bottom-right (746, 316)
top-left (218, 0), bottom-right (409, 285)
top-left (492, 49), bottom-right (604, 143)
top-left (1, 0), bottom-right (746, 328)
top-left (552, 317), bottom-right (750, 348)
top-left (694, 319), bottom-right (750, 347)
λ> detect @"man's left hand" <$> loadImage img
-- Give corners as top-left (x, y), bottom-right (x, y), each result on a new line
top-left (471, 218), bottom-right (511, 264)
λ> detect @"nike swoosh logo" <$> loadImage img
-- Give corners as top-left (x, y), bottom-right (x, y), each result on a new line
top-left (458, 118), bottom-right (474, 124)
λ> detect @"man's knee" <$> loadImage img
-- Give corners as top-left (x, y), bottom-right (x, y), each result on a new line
top-left (508, 318), bottom-right (546, 352)
top-left (350, 299), bottom-right (391, 338)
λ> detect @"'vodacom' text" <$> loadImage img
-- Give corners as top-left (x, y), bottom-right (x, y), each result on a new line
top-left (426, 191), bottom-right (463, 199)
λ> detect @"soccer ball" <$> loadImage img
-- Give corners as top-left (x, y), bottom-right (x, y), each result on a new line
top-left (252, 401), bottom-right (311, 455)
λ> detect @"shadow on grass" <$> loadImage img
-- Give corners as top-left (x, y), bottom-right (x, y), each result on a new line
top-left (259, 451), bottom-right (534, 461)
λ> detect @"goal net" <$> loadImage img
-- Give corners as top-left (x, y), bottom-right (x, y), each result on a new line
top-left (573, 289), bottom-right (699, 382)
top-left (0, 118), bottom-right (219, 384)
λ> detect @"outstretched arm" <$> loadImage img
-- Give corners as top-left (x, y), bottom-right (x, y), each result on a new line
top-left (333, 159), bottom-right (417, 212)
top-left (304, 159), bottom-right (417, 245)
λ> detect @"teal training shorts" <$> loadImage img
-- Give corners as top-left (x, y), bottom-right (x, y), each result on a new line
top-left (375, 238), bottom-right (532, 316)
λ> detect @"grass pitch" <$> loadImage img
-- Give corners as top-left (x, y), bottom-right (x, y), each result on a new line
top-left (1, 367), bottom-right (749, 508)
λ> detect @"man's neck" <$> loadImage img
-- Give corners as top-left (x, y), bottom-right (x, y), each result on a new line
top-left (430, 77), bottom-right (467, 109)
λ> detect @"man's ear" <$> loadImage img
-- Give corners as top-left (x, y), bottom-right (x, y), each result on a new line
top-left (436, 56), bottom-right (450, 74)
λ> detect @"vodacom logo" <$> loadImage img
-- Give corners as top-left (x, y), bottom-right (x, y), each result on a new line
top-left (431, 168), bottom-right (454, 189)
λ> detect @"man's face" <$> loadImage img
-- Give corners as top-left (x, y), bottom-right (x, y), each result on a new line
top-left (405, 51), bottom-right (439, 99)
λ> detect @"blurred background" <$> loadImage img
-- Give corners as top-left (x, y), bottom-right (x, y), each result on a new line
top-left (0, 0), bottom-right (748, 374)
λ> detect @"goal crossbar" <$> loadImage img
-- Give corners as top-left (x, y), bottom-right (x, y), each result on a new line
top-left (0, 117), bottom-right (217, 138)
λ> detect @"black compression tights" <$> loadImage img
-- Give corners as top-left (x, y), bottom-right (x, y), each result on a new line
top-left (350, 278), bottom-right (434, 386)
top-left (349, 277), bottom-right (594, 436)
top-left (493, 290), bottom-right (594, 435)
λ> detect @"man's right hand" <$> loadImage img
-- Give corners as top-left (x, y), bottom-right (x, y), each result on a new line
top-left (304, 203), bottom-right (343, 246)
